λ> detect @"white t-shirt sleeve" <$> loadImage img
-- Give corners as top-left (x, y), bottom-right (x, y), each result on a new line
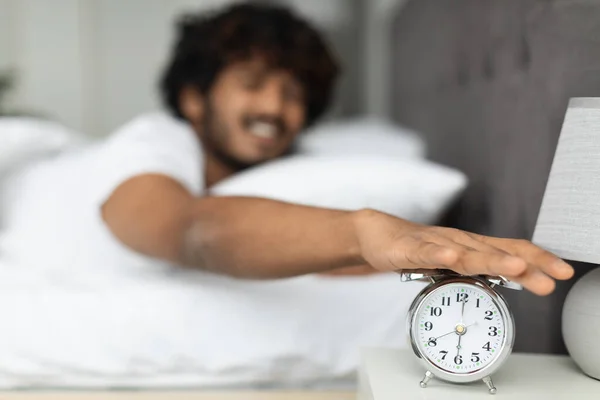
top-left (93, 112), bottom-right (204, 207)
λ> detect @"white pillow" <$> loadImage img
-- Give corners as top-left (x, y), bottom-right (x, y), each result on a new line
top-left (0, 117), bottom-right (83, 176)
top-left (295, 117), bottom-right (426, 159)
top-left (0, 117), bottom-right (84, 230)
top-left (210, 154), bottom-right (467, 225)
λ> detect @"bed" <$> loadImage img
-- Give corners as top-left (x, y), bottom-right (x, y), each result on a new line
top-left (0, 116), bottom-right (446, 390)
top-left (390, 0), bottom-right (600, 354)
top-left (1, 0), bottom-right (596, 391)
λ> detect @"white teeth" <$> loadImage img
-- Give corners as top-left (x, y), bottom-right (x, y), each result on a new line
top-left (248, 121), bottom-right (278, 139)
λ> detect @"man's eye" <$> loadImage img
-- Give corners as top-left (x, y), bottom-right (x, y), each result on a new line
top-left (284, 87), bottom-right (303, 102)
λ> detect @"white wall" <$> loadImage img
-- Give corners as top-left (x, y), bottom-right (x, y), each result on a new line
top-left (11, 0), bottom-right (86, 130)
top-left (0, 0), bottom-right (399, 136)
top-left (2, 0), bottom-right (244, 135)
top-left (0, 0), bottom-right (18, 109)
top-left (0, 0), bottom-right (16, 70)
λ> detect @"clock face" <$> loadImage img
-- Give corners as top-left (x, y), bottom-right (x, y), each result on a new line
top-left (413, 282), bottom-right (508, 374)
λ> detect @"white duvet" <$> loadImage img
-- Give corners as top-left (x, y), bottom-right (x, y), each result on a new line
top-left (0, 116), bottom-right (453, 389)
top-left (0, 258), bottom-right (425, 389)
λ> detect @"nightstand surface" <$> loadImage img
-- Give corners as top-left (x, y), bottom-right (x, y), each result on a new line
top-left (358, 347), bottom-right (600, 399)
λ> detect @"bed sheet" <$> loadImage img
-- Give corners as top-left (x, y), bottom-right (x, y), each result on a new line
top-left (0, 258), bottom-right (426, 390)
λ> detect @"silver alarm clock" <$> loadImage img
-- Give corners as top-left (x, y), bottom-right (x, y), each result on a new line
top-left (401, 270), bottom-right (522, 394)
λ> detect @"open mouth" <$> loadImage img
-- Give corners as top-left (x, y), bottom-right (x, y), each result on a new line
top-left (248, 121), bottom-right (279, 139)
top-left (246, 120), bottom-right (283, 141)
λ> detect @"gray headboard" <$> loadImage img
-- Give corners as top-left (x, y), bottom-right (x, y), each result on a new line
top-left (390, 0), bottom-right (600, 354)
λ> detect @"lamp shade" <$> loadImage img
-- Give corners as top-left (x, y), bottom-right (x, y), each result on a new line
top-left (532, 97), bottom-right (600, 263)
top-left (533, 97), bottom-right (600, 381)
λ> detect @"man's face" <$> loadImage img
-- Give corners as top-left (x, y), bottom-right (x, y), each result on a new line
top-left (182, 58), bottom-right (307, 170)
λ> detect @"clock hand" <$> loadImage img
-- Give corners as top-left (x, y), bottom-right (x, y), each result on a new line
top-left (434, 330), bottom-right (457, 340)
top-left (433, 321), bottom-right (478, 342)
top-left (460, 296), bottom-right (466, 324)
top-left (457, 332), bottom-right (462, 358)
top-left (465, 321), bottom-right (478, 328)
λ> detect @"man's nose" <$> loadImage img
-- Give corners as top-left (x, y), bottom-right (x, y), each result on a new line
top-left (255, 83), bottom-right (285, 115)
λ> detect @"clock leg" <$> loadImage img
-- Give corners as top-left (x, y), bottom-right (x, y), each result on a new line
top-left (419, 370), bottom-right (434, 388)
top-left (482, 376), bottom-right (497, 394)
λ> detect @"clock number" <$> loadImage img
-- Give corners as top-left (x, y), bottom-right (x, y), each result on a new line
top-left (484, 310), bottom-right (493, 320)
top-left (482, 342), bottom-right (491, 351)
top-left (441, 296), bottom-right (451, 306)
top-left (428, 338), bottom-right (437, 347)
top-left (454, 355), bottom-right (463, 365)
top-left (476, 298), bottom-right (481, 308)
top-left (488, 326), bottom-right (498, 336)
top-left (424, 321), bottom-right (433, 331)
top-left (471, 352), bottom-right (480, 362)
top-left (456, 293), bottom-right (469, 303)
top-left (439, 350), bottom-right (448, 360)
top-left (430, 307), bottom-right (442, 317)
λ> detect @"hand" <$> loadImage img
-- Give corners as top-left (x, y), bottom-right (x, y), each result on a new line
top-left (353, 210), bottom-right (575, 296)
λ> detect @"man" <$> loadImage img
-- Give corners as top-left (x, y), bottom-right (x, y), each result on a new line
top-left (95, 2), bottom-right (573, 295)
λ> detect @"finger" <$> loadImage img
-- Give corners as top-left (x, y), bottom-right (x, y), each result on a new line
top-left (401, 232), bottom-right (471, 267)
top-left (457, 233), bottom-right (567, 295)
top-left (478, 236), bottom-right (574, 280)
top-left (457, 232), bottom-right (539, 278)
top-left (448, 246), bottom-right (528, 277)
top-left (404, 233), bottom-right (527, 277)
top-left (460, 231), bottom-right (512, 256)
top-left (511, 269), bottom-right (556, 296)
top-left (403, 241), bottom-right (460, 268)
top-left (450, 232), bottom-right (530, 275)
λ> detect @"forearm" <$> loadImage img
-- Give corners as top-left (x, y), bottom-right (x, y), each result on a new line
top-left (178, 196), bottom-right (366, 278)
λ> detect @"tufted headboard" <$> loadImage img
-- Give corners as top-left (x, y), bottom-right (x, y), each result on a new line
top-left (390, 0), bottom-right (600, 354)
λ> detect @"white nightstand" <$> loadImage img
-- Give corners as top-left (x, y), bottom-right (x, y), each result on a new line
top-left (358, 347), bottom-right (600, 399)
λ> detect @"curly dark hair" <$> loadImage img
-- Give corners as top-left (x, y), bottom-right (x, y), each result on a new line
top-left (159, 1), bottom-right (340, 128)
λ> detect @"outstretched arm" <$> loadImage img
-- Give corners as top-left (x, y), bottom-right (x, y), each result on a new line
top-left (101, 174), bottom-right (574, 295)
